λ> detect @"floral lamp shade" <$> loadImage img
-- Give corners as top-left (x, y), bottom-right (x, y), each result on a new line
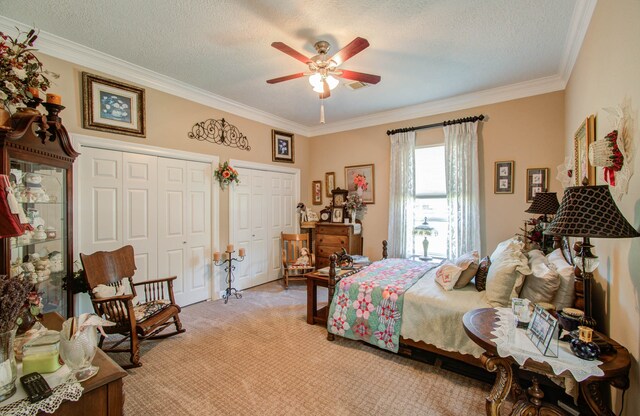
top-left (525, 192), bottom-right (560, 215)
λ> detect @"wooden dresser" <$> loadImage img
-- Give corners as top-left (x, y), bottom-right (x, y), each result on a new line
top-left (315, 223), bottom-right (363, 268)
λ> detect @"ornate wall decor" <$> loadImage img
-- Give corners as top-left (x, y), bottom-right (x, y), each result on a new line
top-left (188, 118), bottom-right (250, 151)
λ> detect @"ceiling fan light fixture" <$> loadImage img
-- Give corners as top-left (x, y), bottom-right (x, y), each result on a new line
top-left (326, 75), bottom-right (339, 90)
top-left (312, 83), bottom-right (324, 93)
top-left (308, 73), bottom-right (322, 89)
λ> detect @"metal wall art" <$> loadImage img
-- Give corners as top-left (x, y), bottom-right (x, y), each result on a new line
top-left (188, 118), bottom-right (251, 151)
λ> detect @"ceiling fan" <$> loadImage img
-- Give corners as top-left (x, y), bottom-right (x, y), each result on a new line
top-left (266, 37), bottom-right (381, 123)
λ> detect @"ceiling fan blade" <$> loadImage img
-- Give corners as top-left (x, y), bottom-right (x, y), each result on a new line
top-left (329, 37), bottom-right (370, 66)
top-left (337, 70), bottom-right (381, 84)
top-left (319, 79), bottom-right (331, 99)
top-left (271, 42), bottom-right (312, 64)
top-left (266, 73), bottom-right (306, 84)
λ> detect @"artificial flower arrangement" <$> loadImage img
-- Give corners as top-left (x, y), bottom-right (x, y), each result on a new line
top-left (0, 27), bottom-right (58, 113)
top-left (0, 274), bottom-right (32, 333)
top-left (352, 174), bottom-right (368, 191)
top-left (344, 193), bottom-right (366, 213)
top-left (214, 161), bottom-right (240, 189)
top-left (519, 216), bottom-right (553, 253)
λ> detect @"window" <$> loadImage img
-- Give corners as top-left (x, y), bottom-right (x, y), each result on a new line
top-left (410, 145), bottom-right (448, 258)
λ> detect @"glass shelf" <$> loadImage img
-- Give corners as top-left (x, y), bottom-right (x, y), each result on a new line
top-left (19, 201), bottom-right (64, 206)
top-left (12, 236), bottom-right (66, 250)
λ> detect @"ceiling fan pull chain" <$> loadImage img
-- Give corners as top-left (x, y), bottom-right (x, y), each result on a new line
top-left (320, 102), bottom-right (325, 124)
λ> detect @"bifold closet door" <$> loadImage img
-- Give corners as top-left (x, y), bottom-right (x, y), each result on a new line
top-left (269, 173), bottom-right (296, 278)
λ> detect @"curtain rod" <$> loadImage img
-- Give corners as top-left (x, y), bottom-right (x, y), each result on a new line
top-left (386, 114), bottom-right (485, 136)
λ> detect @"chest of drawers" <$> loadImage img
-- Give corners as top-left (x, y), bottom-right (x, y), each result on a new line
top-left (315, 223), bottom-right (363, 268)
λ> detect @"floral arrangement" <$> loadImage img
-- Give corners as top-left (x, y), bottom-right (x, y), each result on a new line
top-left (352, 174), bottom-right (368, 191)
top-left (0, 274), bottom-right (31, 333)
top-left (214, 161), bottom-right (240, 189)
top-left (519, 216), bottom-right (554, 253)
top-left (0, 27), bottom-right (58, 113)
top-left (62, 262), bottom-right (89, 294)
top-left (25, 291), bottom-right (43, 317)
top-left (344, 193), bottom-right (366, 213)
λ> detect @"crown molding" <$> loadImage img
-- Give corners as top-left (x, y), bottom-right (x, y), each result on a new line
top-left (0, 16), bottom-right (312, 137)
top-left (558, 0), bottom-right (597, 83)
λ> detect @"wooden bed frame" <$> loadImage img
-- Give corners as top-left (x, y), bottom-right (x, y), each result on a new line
top-left (325, 238), bottom-right (584, 368)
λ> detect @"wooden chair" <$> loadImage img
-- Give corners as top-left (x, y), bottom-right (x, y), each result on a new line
top-left (281, 232), bottom-right (315, 289)
top-left (80, 245), bottom-right (185, 368)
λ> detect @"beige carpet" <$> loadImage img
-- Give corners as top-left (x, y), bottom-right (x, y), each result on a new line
top-left (116, 281), bottom-right (491, 415)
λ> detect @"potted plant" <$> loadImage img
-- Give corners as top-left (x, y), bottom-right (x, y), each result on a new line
top-left (413, 217), bottom-right (438, 259)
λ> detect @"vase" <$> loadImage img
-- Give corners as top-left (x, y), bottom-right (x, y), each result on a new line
top-left (422, 237), bottom-right (429, 258)
top-left (350, 210), bottom-right (356, 224)
top-left (356, 187), bottom-right (364, 197)
top-left (0, 328), bottom-right (18, 401)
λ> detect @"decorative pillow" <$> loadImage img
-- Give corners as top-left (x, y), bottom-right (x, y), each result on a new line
top-left (490, 237), bottom-right (525, 263)
top-left (435, 261), bottom-right (464, 291)
top-left (133, 300), bottom-right (171, 322)
top-left (453, 251), bottom-right (480, 288)
top-left (475, 256), bottom-right (490, 291)
top-left (520, 252), bottom-right (561, 304)
top-left (547, 249), bottom-right (576, 311)
top-left (485, 249), bottom-right (531, 307)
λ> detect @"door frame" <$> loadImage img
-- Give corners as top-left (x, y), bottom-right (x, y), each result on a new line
top-left (228, 160), bottom-right (300, 288)
top-left (72, 133), bottom-right (220, 303)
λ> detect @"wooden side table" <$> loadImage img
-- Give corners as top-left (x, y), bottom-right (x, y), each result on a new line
top-left (305, 271), bottom-right (330, 326)
top-left (463, 308), bottom-right (630, 416)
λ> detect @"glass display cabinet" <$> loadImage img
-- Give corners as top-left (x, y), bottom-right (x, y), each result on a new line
top-left (0, 103), bottom-right (78, 317)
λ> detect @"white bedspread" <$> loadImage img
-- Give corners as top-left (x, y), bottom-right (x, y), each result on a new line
top-left (400, 268), bottom-right (491, 358)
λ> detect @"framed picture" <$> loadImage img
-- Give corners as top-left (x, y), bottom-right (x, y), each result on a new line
top-left (312, 180), bottom-right (322, 205)
top-left (494, 161), bottom-right (514, 194)
top-left (331, 207), bottom-right (344, 223)
top-left (272, 130), bottom-right (295, 163)
top-left (325, 172), bottom-right (336, 197)
top-left (344, 164), bottom-right (375, 204)
top-left (526, 168), bottom-right (549, 202)
top-left (526, 305), bottom-right (559, 357)
top-left (82, 72), bottom-right (146, 138)
top-left (573, 115), bottom-right (596, 186)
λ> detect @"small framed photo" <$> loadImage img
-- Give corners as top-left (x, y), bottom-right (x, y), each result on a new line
top-left (272, 130), bottom-right (295, 163)
top-left (494, 161), bottom-right (514, 194)
top-left (331, 207), bottom-right (344, 223)
top-left (312, 180), bottom-right (322, 205)
top-left (82, 72), bottom-right (146, 137)
top-left (526, 305), bottom-right (559, 357)
top-left (526, 168), bottom-right (549, 202)
top-left (325, 172), bottom-right (336, 197)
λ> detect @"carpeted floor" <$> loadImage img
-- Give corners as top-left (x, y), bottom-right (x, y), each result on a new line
top-left (115, 281), bottom-right (491, 415)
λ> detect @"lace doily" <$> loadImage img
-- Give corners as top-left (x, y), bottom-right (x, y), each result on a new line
top-left (0, 380), bottom-right (83, 416)
top-left (491, 308), bottom-right (604, 383)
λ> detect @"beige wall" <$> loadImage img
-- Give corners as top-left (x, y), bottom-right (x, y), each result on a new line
top-left (308, 91), bottom-right (565, 260)
top-left (564, 0), bottom-right (640, 413)
top-left (36, 53), bottom-right (312, 257)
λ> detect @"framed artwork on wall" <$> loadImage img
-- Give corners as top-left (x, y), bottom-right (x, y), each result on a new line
top-left (272, 130), bottom-right (295, 163)
top-left (526, 168), bottom-right (549, 202)
top-left (82, 72), bottom-right (146, 138)
top-left (494, 161), bottom-right (514, 194)
top-left (344, 164), bottom-right (375, 204)
top-left (331, 207), bottom-right (344, 223)
top-left (573, 115), bottom-right (596, 186)
top-left (312, 180), bottom-right (322, 205)
top-left (325, 172), bottom-right (335, 197)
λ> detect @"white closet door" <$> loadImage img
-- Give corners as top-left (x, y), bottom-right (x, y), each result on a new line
top-left (268, 172), bottom-right (296, 280)
top-left (122, 153), bottom-right (158, 286)
top-left (79, 147), bottom-right (123, 255)
top-left (233, 168), bottom-right (253, 290)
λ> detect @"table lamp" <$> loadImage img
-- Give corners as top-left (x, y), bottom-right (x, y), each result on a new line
top-left (525, 192), bottom-right (560, 224)
top-left (544, 185), bottom-right (639, 328)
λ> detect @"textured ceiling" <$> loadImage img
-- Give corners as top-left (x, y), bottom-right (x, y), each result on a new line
top-left (0, 0), bottom-right (579, 127)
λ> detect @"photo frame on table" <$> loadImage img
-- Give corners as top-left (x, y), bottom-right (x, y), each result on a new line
top-left (325, 172), bottom-right (336, 197)
top-left (525, 168), bottom-right (549, 203)
top-left (573, 115), bottom-right (596, 186)
top-left (272, 130), bottom-right (295, 163)
top-left (312, 181), bottom-right (322, 205)
top-left (331, 207), bottom-right (344, 223)
top-left (344, 164), bottom-right (375, 204)
top-left (494, 161), bottom-right (514, 194)
top-left (82, 72), bottom-right (146, 138)
top-left (526, 305), bottom-right (559, 357)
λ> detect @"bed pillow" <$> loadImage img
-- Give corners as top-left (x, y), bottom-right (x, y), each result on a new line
top-left (490, 237), bottom-right (525, 263)
top-left (547, 249), bottom-right (576, 311)
top-left (485, 249), bottom-right (531, 307)
top-left (453, 250), bottom-right (480, 288)
top-left (520, 251), bottom-right (561, 304)
top-left (475, 256), bottom-right (490, 291)
top-left (435, 261), bottom-right (463, 291)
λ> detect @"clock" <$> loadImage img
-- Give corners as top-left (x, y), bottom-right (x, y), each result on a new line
top-left (319, 208), bottom-right (332, 222)
top-left (331, 187), bottom-right (349, 207)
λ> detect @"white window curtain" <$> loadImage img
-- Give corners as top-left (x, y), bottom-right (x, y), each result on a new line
top-left (444, 122), bottom-right (481, 258)
top-left (387, 131), bottom-right (416, 258)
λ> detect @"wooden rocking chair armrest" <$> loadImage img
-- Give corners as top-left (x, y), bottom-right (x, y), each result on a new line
top-left (133, 276), bottom-right (178, 304)
top-left (91, 295), bottom-right (135, 327)
top-left (132, 276), bottom-right (177, 286)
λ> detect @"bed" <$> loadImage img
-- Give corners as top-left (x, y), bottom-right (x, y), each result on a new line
top-left (326, 239), bottom-right (581, 367)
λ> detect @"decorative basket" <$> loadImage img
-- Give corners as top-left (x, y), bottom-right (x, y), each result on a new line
top-left (588, 130), bottom-right (623, 169)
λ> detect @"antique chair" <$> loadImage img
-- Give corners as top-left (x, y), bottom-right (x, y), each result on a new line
top-left (80, 245), bottom-right (185, 368)
top-left (281, 232), bottom-right (315, 289)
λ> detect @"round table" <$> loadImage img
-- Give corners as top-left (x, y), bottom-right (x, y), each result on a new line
top-left (463, 308), bottom-right (630, 416)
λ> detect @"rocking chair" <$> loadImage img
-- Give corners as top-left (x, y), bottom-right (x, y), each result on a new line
top-left (281, 232), bottom-right (315, 289)
top-left (80, 245), bottom-right (185, 368)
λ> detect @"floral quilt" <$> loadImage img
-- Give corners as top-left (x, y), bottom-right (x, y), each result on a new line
top-left (327, 258), bottom-right (435, 352)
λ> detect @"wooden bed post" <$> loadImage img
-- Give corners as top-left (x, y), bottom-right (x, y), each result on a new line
top-left (327, 253), bottom-right (337, 341)
top-left (382, 240), bottom-right (388, 259)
